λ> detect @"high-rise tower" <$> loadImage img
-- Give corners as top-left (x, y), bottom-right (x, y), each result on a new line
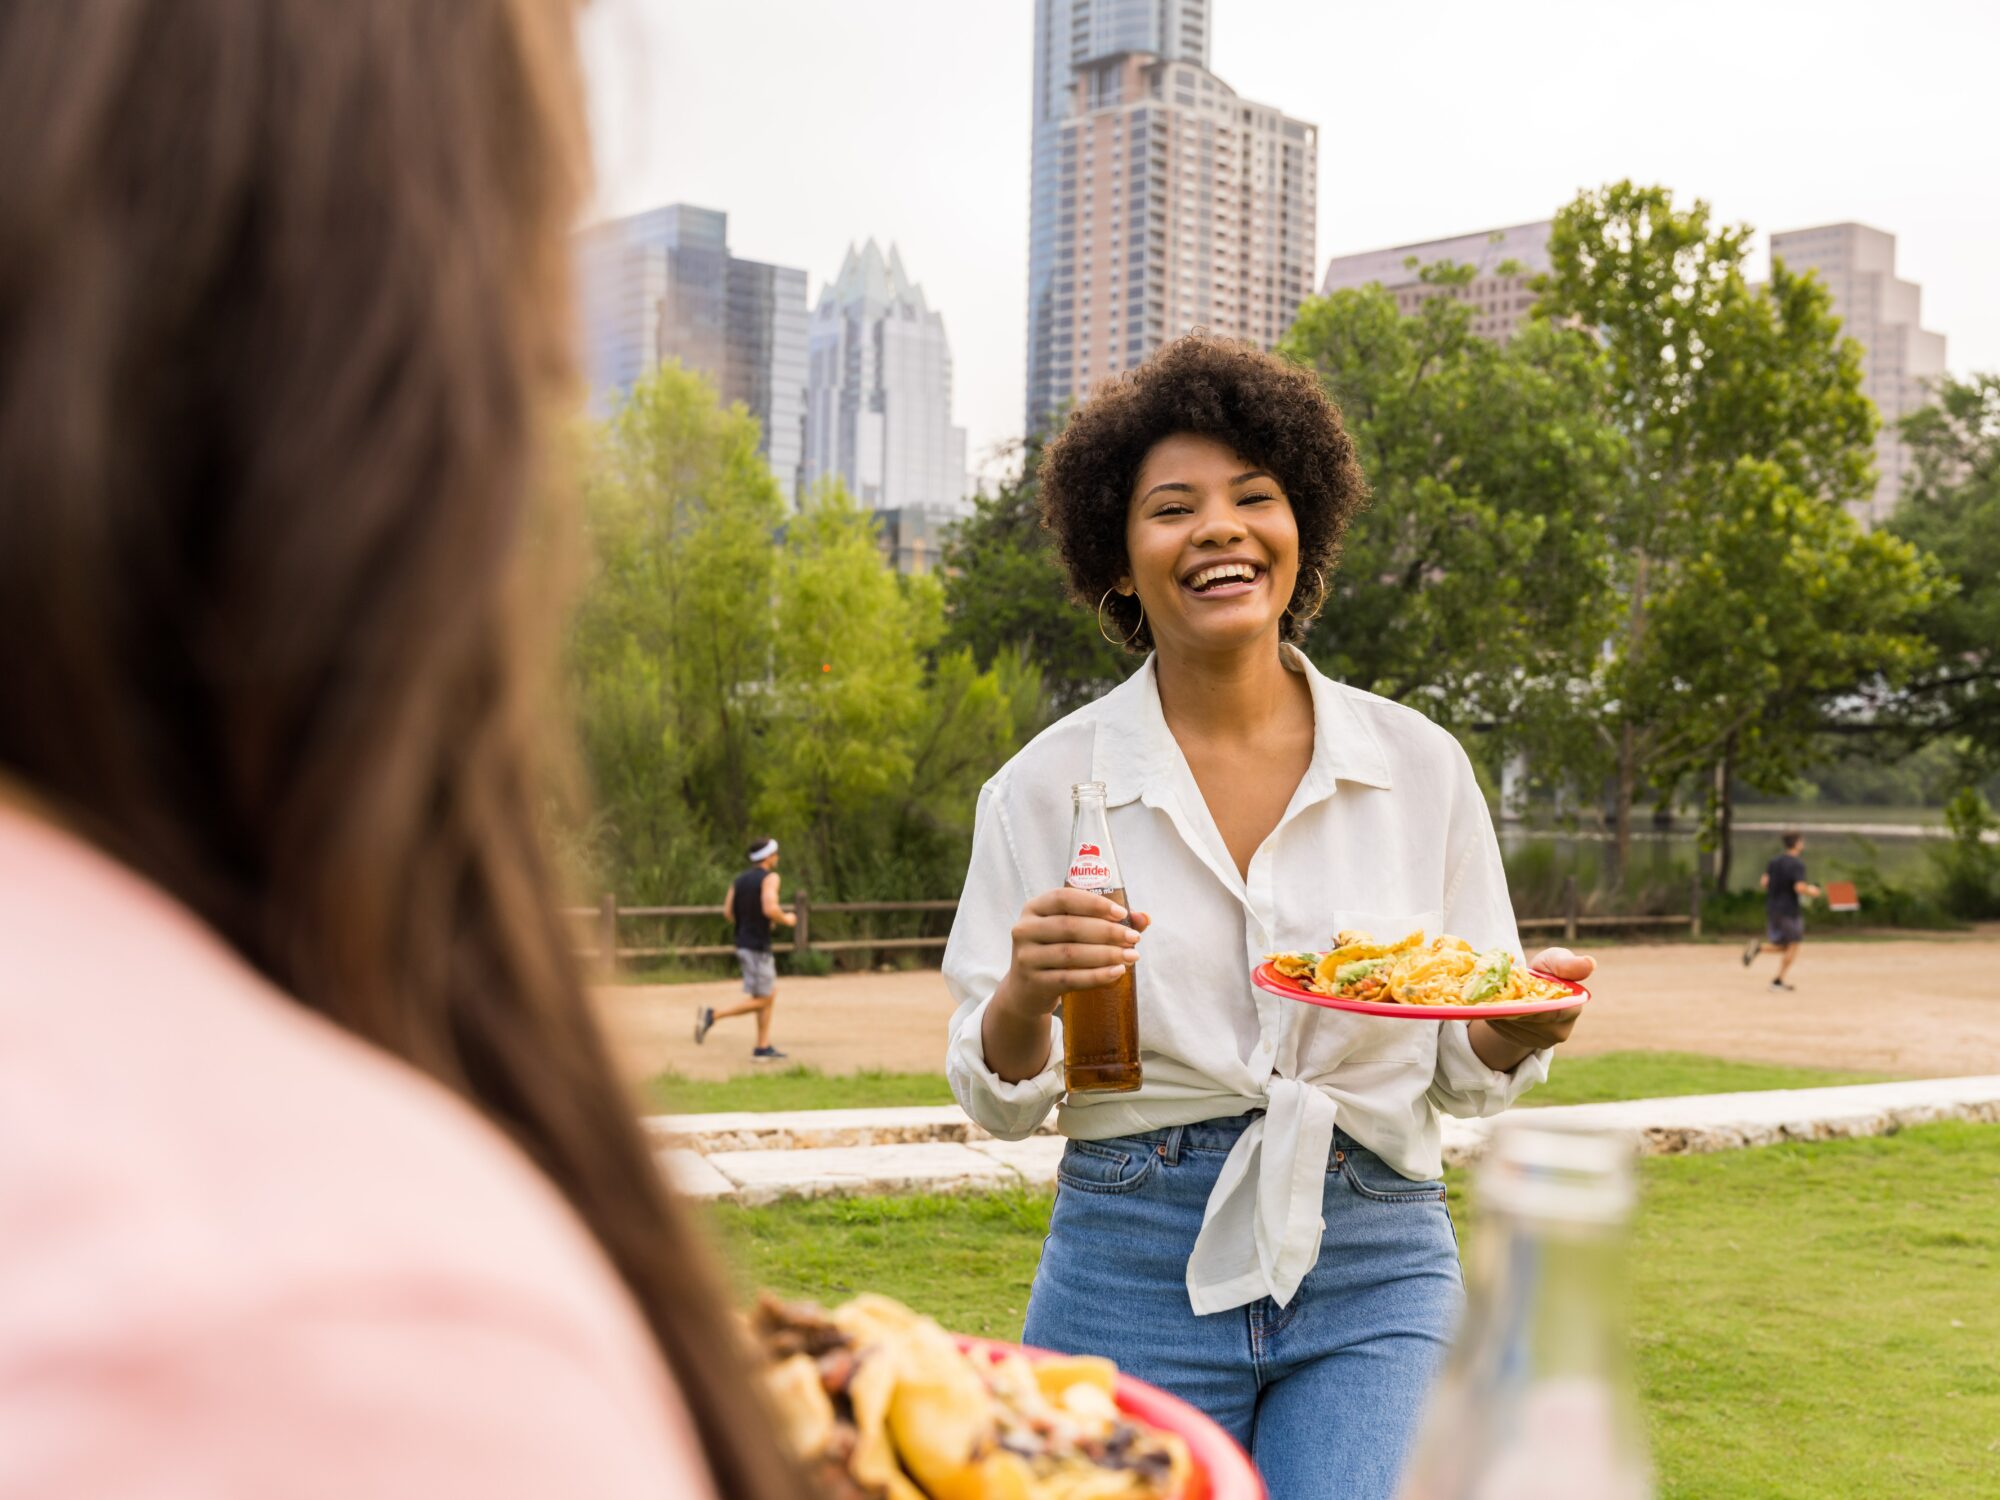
top-left (805, 240), bottom-right (968, 516)
top-left (1037, 49), bottom-right (1316, 421)
top-left (1768, 223), bottom-right (1947, 524)
top-left (1027, 0), bottom-right (1213, 432)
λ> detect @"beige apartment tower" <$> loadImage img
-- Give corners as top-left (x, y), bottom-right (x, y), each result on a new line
top-left (1320, 220), bottom-right (1552, 343)
top-left (1044, 51), bottom-right (1316, 414)
top-left (1768, 223), bottom-right (1946, 523)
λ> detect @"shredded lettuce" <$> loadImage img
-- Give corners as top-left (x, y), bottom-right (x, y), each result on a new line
top-left (1459, 951), bottom-right (1513, 1004)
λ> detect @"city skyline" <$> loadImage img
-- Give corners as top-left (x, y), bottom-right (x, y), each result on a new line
top-left (579, 0), bottom-right (2000, 483)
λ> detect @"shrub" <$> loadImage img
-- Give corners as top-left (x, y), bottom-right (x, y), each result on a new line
top-left (1502, 839), bottom-right (1568, 918)
top-left (785, 948), bottom-right (836, 979)
top-left (1928, 788), bottom-right (2000, 921)
top-left (1701, 875), bottom-right (1962, 935)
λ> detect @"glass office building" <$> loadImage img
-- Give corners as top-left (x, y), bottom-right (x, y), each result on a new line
top-left (578, 204), bottom-right (808, 504)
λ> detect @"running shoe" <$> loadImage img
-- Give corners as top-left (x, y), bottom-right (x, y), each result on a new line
top-left (1741, 936), bottom-right (1761, 968)
top-left (1769, 979), bottom-right (1794, 992)
top-left (694, 1006), bottom-right (715, 1044)
top-left (751, 1046), bottom-right (788, 1062)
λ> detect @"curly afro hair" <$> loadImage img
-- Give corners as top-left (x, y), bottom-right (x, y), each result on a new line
top-left (1037, 334), bottom-right (1368, 651)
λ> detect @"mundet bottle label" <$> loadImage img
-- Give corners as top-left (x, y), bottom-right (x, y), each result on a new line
top-left (1066, 841), bottom-right (1115, 891)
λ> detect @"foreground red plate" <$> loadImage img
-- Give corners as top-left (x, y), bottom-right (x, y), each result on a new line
top-left (1252, 961), bottom-right (1590, 1020)
top-left (957, 1337), bottom-right (1264, 1500)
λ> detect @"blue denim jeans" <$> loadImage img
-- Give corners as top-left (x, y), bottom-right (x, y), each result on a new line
top-left (1022, 1111), bottom-right (1462, 1500)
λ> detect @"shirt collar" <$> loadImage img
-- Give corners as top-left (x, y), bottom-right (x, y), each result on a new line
top-left (1090, 647), bottom-right (1393, 808)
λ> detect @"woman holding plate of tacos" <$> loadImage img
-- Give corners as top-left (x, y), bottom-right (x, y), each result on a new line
top-left (942, 336), bottom-right (1595, 1500)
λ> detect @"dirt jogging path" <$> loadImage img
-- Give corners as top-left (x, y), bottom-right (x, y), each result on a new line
top-left (595, 932), bottom-right (2000, 1087)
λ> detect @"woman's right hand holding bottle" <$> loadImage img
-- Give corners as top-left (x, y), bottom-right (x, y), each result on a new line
top-left (983, 889), bottom-right (1146, 1082)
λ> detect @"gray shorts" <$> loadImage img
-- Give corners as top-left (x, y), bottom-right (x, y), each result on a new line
top-left (736, 947), bottom-right (776, 998)
top-left (1766, 913), bottom-right (1805, 947)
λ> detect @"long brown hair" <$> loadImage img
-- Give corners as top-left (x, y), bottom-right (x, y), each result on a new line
top-left (0, 4), bottom-right (801, 1496)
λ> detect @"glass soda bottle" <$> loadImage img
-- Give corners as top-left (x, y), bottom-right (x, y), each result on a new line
top-left (1394, 1119), bottom-right (1653, 1500)
top-left (1059, 780), bottom-right (1142, 1094)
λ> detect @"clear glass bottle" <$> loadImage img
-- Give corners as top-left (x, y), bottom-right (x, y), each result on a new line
top-left (1059, 780), bottom-right (1142, 1094)
top-left (1395, 1120), bottom-right (1653, 1500)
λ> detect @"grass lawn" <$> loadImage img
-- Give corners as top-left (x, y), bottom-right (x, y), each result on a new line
top-left (708, 1121), bottom-right (2000, 1498)
top-left (644, 1050), bottom-right (1890, 1116)
top-left (1523, 1050), bottom-right (1892, 1108)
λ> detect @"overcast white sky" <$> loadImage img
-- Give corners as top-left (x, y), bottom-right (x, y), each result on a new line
top-left (579, 0), bottom-right (2000, 483)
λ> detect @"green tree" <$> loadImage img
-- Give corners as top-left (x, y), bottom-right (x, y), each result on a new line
top-left (1278, 267), bottom-right (1624, 746)
top-left (757, 485), bottom-right (929, 892)
top-left (1631, 459), bottom-right (1937, 886)
top-left (572, 363), bottom-right (786, 898)
top-left (1883, 373), bottom-right (2000, 771)
top-left (757, 485), bottom-right (1045, 904)
top-left (572, 376), bottom-right (1044, 915)
top-left (939, 436), bottom-right (1135, 714)
top-left (1928, 786), bottom-right (2000, 919)
top-left (1537, 181), bottom-right (1896, 874)
top-left (883, 643), bottom-right (1045, 892)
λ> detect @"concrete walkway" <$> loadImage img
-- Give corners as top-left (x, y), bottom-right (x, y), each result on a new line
top-left (654, 1074), bottom-right (2000, 1207)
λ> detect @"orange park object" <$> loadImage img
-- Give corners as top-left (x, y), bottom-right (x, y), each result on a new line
top-left (1826, 880), bottom-right (1860, 913)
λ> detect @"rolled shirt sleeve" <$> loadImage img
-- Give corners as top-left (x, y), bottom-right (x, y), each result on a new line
top-left (944, 782), bottom-right (1064, 1141)
top-left (1427, 743), bottom-right (1551, 1119)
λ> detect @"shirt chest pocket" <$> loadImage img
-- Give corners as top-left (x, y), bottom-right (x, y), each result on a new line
top-left (1290, 908), bottom-right (1444, 1067)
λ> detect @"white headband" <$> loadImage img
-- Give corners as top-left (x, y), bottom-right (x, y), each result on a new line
top-left (748, 839), bottom-right (779, 862)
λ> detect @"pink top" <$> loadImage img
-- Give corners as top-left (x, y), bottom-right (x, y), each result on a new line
top-left (0, 804), bottom-right (716, 1498)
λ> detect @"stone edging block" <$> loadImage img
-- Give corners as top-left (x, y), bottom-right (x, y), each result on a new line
top-left (661, 1076), bottom-right (2000, 1207)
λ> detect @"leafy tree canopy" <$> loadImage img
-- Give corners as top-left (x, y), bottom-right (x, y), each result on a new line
top-left (1535, 181), bottom-right (1926, 871)
top-left (1279, 266), bottom-right (1624, 745)
top-left (571, 366), bottom-right (1040, 905)
top-left (1881, 373), bottom-right (2000, 772)
top-left (939, 436), bottom-right (1135, 715)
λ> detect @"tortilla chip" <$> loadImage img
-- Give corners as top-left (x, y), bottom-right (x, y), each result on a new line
top-left (1032, 1355), bottom-right (1118, 1404)
top-left (765, 1352), bottom-right (837, 1460)
top-left (885, 1319), bottom-right (1004, 1498)
top-left (1321, 928), bottom-right (1424, 971)
top-left (844, 1332), bottom-right (927, 1500)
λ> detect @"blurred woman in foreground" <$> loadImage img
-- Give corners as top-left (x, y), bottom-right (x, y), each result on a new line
top-left (0, 3), bottom-right (800, 1496)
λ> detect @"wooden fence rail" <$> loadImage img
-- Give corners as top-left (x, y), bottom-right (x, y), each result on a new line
top-left (566, 872), bottom-right (1706, 971)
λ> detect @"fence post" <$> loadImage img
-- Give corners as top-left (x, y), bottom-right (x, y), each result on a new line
top-left (794, 888), bottom-right (811, 957)
top-left (1562, 875), bottom-right (1578, 945)
top-left (1689, 871), bottom-right (1704, 939)
top-left (597, 892), bottom-right (618, 977)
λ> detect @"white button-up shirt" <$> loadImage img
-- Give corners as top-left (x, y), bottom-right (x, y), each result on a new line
top-left (944, 650), bottom-right (1547, 1316)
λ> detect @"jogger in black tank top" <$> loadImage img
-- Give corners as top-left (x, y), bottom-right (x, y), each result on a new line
top-left (697, 838), bottom-right (796, 1057)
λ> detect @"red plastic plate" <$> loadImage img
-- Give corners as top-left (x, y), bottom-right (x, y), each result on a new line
top-left (956, 1336), bottom-right (1264, 1500)
top-left (1252, 961), bottom-right (1590, 1020)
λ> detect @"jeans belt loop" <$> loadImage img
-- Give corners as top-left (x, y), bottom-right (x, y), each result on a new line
top-left (1159, 1123), bottom-right (1185, 1165)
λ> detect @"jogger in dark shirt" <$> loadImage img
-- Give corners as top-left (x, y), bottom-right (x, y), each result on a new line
top-left (1741, 831), bottom-right (1822, 991)
top-left (696, 838), bottom-right (796, 1058)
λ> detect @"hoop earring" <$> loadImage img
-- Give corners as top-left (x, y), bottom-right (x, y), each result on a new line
top-left (1290, 567), bottom-right (1329, 624)
top-left (1097, 586), bottom-right (1146, 649)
